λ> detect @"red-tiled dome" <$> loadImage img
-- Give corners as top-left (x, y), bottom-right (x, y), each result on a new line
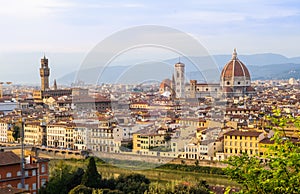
top-left (221, 49), bottom-right (250, 79)
top-left (159, 79), bottom-right (171, 90)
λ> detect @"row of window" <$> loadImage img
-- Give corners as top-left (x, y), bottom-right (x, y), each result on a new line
top-left (226, 135), bottom-right (257, 140)
top-left (225, 141), bottom-right (258, 147)
top-left (0, 169), bottom-right (38, 179)
top-left (226, 148), bottom-right (258, 155)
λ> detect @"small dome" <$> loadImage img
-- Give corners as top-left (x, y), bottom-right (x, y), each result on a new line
top-left (221, 49), bottom-right (250, 79)
top-left (159, 79), bottom-right (171, 90)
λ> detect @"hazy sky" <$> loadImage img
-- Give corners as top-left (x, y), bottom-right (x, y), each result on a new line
top-left (0, 0), bottom-right (299, 84)
top-left (0, 0), bottom-right (299, 56)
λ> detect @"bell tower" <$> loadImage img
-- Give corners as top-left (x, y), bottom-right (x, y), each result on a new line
top-left (40, 55), bottom-right (50, 91)
top-left (174, 61), bottom-right (185, 98)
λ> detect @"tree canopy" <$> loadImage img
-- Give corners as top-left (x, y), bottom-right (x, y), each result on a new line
top-left (224, 111), bottom-right (300, 193)
top-left (81, 157), bottom-right (102, 188)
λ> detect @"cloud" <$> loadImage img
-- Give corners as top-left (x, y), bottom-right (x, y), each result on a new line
top-left (0, 0), bottom-right (75, 19)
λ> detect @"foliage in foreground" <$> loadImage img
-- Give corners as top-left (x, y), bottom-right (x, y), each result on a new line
top-left (146, 180), bottom-right (210, 194)
top-left (40, 156), bottom-right (213, 194)
top-left (224, 111), bottom-right (300, 193)
top-left (158, 163), bottom-right (224, 175)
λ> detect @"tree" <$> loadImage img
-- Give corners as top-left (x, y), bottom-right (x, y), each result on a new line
top-left (12, 125), bottom-right (20, 141)
top-left (69, 185), bottom-right (93, 194)
top-left (81, 157), bottom-right (102, 188)
top-left (115, 174), bottom-right (150, 194)
top-left (40, 161), bottom-right (84, 194)
top-left (224, 111), bottom-right (300, 193)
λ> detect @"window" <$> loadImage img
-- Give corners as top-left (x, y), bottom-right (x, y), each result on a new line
top-left (6, 172), bottom-right (12, 178)
top-left (32, 183), bottom-right (37, 190)
top-left (25, 184), bottom-right (29, 190)
top-left (17, 183), bottom-right (22, 189)
top-left (238, 81), bottom-right (240, 85)
top-left (41, 164), bottom-right (46, 173)
top-left (32, 170), bottom-right (36, 176)
top-left (227, 81), bottom-right (230, 85)
top-left (17, 171), bottom-right (21, 176)
top-left (25, 171), bottom-right (28, 177)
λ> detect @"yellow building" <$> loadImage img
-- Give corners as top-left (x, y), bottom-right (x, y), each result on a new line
top-left (258, 137), bottom-right (274, 157)
top-left (7, 129), bottom-right (15, 143)
top-left (258, 137), bottom-right (300, 157)
top-left (223, 130), bottom-right (264, 158)
top-left (133, 133), bottom-right (166, 152)
top-left (130, 102), bottom-right (149, 109)
top-left (24, 121), bottom-right (46, 146)
top-left (177, 118), bottom-right (207, 128)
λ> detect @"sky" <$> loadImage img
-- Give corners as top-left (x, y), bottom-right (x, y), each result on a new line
top-left (0, 0), bottom-right (299, 84)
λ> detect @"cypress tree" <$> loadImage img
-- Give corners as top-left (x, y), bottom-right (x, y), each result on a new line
top-left (81, 157), bottom-right (102, 188)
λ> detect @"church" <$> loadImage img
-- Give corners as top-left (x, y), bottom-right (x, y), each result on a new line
top-left (159, 49), bottom-right (255, 98)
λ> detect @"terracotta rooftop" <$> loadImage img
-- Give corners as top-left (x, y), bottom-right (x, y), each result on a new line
top-left (0, 151), bottom-right (20, 166)
top-left (224, 130), bottom-right (262, 137)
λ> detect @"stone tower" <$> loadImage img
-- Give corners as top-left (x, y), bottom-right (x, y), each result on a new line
top-left (40, 55), bottom-right (50, 91)
top-left (174, 61), bottom-right (185, 98)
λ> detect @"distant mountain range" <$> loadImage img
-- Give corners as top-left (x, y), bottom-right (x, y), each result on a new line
top-left (58, 53), bottom-right (300, 84)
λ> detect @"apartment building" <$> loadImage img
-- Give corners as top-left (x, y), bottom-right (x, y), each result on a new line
top-left (47, 123), bottom-right (74, 149)
top-left (223, 130), bottom-right (264, 158)
top-left (0, 151), bottom-right (49, 194)
top-left (24, 121), bottom-right (46, 146)
top-left (0, 120), bottom-right (11, 143)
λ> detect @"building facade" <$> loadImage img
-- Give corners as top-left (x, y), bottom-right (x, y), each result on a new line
top-left (0, 151), bottom-right (49, 194)
top-left (220, 49), bottom-right (255, 96)
top-left (174, 62), bottom-right (185, 98)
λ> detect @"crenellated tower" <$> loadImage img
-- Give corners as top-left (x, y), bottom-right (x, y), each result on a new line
top-left (40, 55), bottom-right (50, 91)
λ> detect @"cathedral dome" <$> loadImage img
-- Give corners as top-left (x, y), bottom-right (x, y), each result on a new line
top-left (220, 49), bottom-right (251, 89)
top-left (221, 49), bottom-right (250, 79)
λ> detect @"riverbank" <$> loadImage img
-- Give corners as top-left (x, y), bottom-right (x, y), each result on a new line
top-left (49, 158), bottom-right (239, 188)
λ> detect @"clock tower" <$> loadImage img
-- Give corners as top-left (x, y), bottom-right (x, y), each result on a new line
top-left (40, 55), bottom-right (50, 91)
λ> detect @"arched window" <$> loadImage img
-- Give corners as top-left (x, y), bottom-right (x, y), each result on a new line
top-left (6, 172), bottom-right (12, 178)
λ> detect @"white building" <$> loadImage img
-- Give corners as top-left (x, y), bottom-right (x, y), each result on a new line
top-left (0, 121), bottom-right (10, 143)
top-left (47, 123), bottom-right (74, 149)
